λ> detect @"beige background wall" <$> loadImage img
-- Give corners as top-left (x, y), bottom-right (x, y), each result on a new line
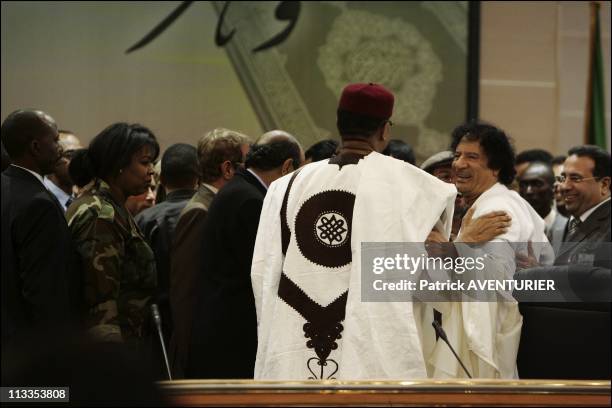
top-left (2, 1), bottom-right (610, 156)
top-left (1, 2), bottom-right (264, 151)
top-left (480, 1), bottom-right (611, 156)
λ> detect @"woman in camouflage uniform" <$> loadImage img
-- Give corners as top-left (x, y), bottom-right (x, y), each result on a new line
top-left (66, 123), bottom-right (159, 345)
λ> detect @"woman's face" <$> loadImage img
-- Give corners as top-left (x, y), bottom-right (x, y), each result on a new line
top-left (117, 145), bottom-right (156, 197)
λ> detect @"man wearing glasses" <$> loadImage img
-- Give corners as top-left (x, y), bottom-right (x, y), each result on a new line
top-left (515, 145), bottom-right (610, 380)
top-left (43, 130), bottom-right (82, 211)
top-left (554, 145), bottom-right (610, 265)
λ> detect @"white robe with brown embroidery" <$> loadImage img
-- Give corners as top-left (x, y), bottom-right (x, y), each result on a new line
top-left (251, 152), bottom-right (456, 380)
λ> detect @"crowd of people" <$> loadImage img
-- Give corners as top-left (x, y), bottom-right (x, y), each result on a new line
top-left (1, 83), bottom-right (610, 386)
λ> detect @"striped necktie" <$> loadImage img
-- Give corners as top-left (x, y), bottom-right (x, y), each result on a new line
top-left (565, 217), bottom-right (581, 241)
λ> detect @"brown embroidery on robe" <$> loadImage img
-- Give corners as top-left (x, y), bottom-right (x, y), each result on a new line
top-left (278, 172), bottom-right (352, 378)
top-left (278, 272), bottom-right (347, 379)
top-left (328, 151), bottom-right (365, 169)
top-left (294, 190), bottom-right (355, 268)
top-left (281, 169), bottom-right (302, 256)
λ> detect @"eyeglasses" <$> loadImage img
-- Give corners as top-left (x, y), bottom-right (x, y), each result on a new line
top-left (555, 175), bottom-right (600, 184)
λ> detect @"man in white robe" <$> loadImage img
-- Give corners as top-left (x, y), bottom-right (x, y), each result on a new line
top-left (427, 122), bottom-right (554, 379)
top-left (251, 83), bottom-right (457, 380)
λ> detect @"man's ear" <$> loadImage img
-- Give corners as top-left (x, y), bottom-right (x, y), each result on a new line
top-left (380, 122), bottom-right (390, 141)
top-left (221, 160), bottom-right (234, 179)
top-left (375, 127), bottom-right (383, 142)
top-left (600, 176), bottom-right (611, 195)
top-left (29, 139), bottom-right (40, 157)
top-left (281, 158), bottom-right (294, 175)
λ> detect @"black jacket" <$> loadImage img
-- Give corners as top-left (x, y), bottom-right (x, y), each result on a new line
top-left (554, 199), bottom-right (611, 266)
top-left (136, 189), bottom-right (195, 297)
top-left (187, 168), bottom-right (267, 379)
top-left (1, 166), bottom-right (81, 348)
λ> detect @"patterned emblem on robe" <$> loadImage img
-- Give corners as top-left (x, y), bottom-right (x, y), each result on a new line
top-left (278, 181), bottom-right (355, 379)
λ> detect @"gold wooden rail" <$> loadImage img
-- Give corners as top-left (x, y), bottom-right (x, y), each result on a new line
top-left (158, 379), bottom-right (611, 406)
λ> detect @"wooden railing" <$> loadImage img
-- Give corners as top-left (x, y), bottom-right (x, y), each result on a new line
top-left (158, 379), bottom-right (611, 406)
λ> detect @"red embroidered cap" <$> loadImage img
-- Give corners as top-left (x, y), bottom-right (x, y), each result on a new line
top-left (338, 83), bottom-right (394, 120)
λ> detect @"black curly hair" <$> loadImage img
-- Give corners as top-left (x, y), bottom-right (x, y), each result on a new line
top-left (450, 121), bottom-right (516, 186)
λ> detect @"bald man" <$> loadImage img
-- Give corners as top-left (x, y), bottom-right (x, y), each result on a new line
top-left (256, 129), bottom-right (306, 170)
top-left (187, 130), bottom-right (303, 379)
top-left (1, 110), bottom-right (80, 348)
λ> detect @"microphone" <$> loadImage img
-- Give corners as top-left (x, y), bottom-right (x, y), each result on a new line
top-left (432, 320), bottom-right (472, 378)
top-left (151, 304), bottom-right (173, 380)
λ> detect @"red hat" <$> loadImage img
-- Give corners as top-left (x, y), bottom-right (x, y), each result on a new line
top-left (338, 83), bottom-right (394, 120)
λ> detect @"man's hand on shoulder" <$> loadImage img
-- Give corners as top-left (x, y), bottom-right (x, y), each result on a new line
top-left (457, 206), bottom-right (512, 243)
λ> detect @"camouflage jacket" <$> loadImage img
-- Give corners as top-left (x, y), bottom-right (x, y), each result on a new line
top-left (66, 179), bottom-right (157, 342)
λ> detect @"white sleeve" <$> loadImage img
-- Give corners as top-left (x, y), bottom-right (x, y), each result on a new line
top-left (251, 175), bottom-right (292, 378)
top-left (251, 175), bottom-right (290, 325)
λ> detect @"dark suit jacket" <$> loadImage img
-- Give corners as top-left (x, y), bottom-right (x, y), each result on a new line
top-left (546, 211), bottom-right (568, 256)
top-left (136, 189), bottom-right (195, 298)
top-left (516, 199), bottom-right (611, 378)
top-left (1, 166), bottom-right (80, 348)
top-left (554, 199), bottom-right (611, 266)
top-left (187, 169), bottom-right (266, 379)
top-left (517, 200), bottom-right (610, 302)
top-left (135, 188), bottom-right (194, 365)
top-left (168, 184), bottom-right (216, 378)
